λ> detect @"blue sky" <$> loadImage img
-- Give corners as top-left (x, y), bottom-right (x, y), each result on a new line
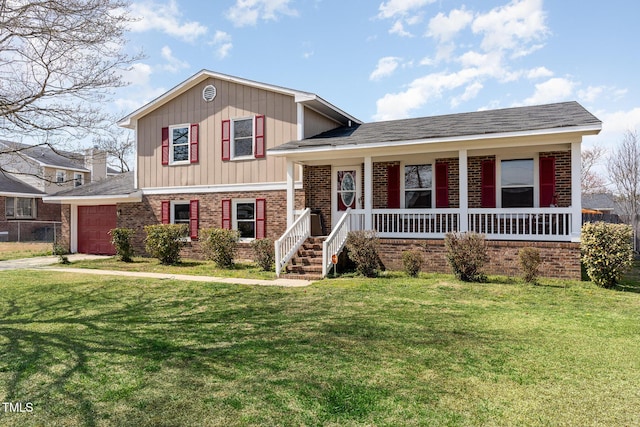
top-left (115, 0), bottom-right (640, 153)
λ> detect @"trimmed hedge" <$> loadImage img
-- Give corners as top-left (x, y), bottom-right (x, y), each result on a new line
top-left (444, 232), bottom-right (488, 282)
top-left (581, 222), bottom-right (634, 288)
top-left (144, 224), bottom-right (188, 265)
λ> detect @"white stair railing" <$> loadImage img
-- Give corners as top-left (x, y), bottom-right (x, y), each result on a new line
top-left (275, 208), bottom-right (311, 277)
top-left (322, 208), bottom-right (352, 277)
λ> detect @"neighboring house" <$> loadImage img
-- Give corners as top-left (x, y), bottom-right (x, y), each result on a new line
top-left (0, 141), bottom-right (108, 242)
top-left (46, 70), bottom-right (602, 280)
top-left (582, 192), bottom-right (616, 214)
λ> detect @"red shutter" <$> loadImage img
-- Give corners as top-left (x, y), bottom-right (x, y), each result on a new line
top-left (161, 200), bottom-right (170, 224)
top-left (161, 127), bottom-right (169, 165)
top-left (256, 198), bottom-right (266, 238)
top-left (190, 123), bottom-right (199, 164)
top-left (540, 156), bottom-right (556, 207)
top-left (221, 199), bottom-right (231, 229)
top-left (481, 159), bottom-right (496, 208)
top-left (254, 115), bottom-right (265, 158)
top-left (189, 199), bottom-right (199, 240)
top-left (387, 164), bottom-right (400, 208)
top-left (435, 162), bottom-right (449, 208)
top-left (222, 120), bottom-right (230, 161)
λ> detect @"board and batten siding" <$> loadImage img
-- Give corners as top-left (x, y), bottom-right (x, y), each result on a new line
top-left (136, 78), bottom-right (341, 189)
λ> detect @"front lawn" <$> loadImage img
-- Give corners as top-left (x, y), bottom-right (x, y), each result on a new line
top-left (0, 242), bottom-right (51, 261)
top-left (69, 256), bottom-right (276, 280)
top-left (0, 270), bottom-right (639, 426)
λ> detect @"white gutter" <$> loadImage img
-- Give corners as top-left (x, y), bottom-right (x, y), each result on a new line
top-left (43, 191), bottom-right (142, 204)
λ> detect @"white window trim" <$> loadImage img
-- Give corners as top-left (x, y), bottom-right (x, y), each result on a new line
top-left (56, 170), bottom-right (66, 184)
top-left (232, 198), bottom-right (256, 241)
top-left (6, 197), bottom-right (37, 219)
top-left (496, 155), bottom-right (540, 208)
top-left (400, 161), bottom-right (434, 209)
top-left (170, 200), bottom-right (191, 241)
top-left (230, 116), bottom-right (255, 161)
top-left (169, 123), bottom-right (191, 165)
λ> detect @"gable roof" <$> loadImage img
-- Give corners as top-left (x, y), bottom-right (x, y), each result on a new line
top-left (269, 101), bottom-right (602, 154)
top-left (0, 140), bottom-right (89, 172)
top-left (0, 173), bottom-right (44, 197)
top-left (117, 69), bottom-right (361, 129)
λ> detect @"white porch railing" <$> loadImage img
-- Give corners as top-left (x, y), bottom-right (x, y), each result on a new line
top-left (275, 208), bottom-right (311, 277)
top-left (371, 209), bottom-right (460, 238)
top-left (468, 208), bottom-right (572, 241)
top-left (322, 208), bottom-right (352, 277)
top-left (344, 208), bottom-right (573, 241)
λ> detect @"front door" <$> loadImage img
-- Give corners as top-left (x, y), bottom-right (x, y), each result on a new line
top-left (332, 166), bottom-right (361, 228)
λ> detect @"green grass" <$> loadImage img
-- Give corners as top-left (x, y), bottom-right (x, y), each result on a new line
top-left (69, 256), bottom-right (276, 280)
top-left (0, 270), bottom-right (639, 426)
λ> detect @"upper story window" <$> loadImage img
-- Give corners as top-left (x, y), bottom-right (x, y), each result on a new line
top-left (161, 124), bottom-right (199, 166)
top-left (232, 118), bottom-right (254, 158)
top-left (5, 197), bottom-right (36, 219)
top-left (56, 170), bottom-right (65, 184)
top-left (170, 125), bottom-right (190, 163)
top-left (74, 173), bottom-right (83, 187)
top-left (222, 115), bottom-right (265, 161)
top-left (404, 164), bottom-right (432, 208)
top-left (501, 159), bottom-right (534, 208)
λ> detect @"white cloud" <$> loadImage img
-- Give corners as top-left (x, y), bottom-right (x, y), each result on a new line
top-left (115, 86), bottom-right (167, 113)
top-left (209, 31), bottom-right (233, 59)
top-left (129, 0), bottom-right (207, 42)
top-left (374, 69), bottom-right (484, 120)
top-left (471, 0), bottom-right (548, 53)
top-left (120, 63), bottom-right (153, 86)
top-left (226, 0), bottom-right (298, 27)
top-left (370, 57), bottom-right (402, 81)
top-left (389, 20), bottom-right (413, 37)
top-left (427, 8), bottom-right (473, 42)
top-left (377, 0), bottom-right (436, 19)
top-left (373, 0), bottom-right (555, 119)
top-left (160, 46), bottom-right (189, 73)
top-left (520, 77), bottom-right (576, 106)
top-left (526, 66), bottom-right (553, 79)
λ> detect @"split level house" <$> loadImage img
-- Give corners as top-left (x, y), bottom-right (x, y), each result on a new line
top-left (0, 141), bottom-right (107, 242)
top-left (44, 70), bottom-right (602, 280)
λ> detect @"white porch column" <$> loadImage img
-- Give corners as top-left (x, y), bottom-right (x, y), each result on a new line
top-left (459, 149), bottom-right (469, 232)
top-left (70, 204), bottom-right (78, 253)
top-left (571, 141), bottom-right (582, 241)
top-left (286, 159), bottom-right (295, 228)
top-left (364, 156), bottom-right (373, 230)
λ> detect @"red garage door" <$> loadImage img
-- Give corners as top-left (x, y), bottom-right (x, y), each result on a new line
top-left (77, 205), bottom-right (117, 255)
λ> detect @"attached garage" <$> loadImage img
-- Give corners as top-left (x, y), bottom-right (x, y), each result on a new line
top-left (77, 205), bottom-right (117, 255)
top-left (42, 172), bottom-right (141, 254)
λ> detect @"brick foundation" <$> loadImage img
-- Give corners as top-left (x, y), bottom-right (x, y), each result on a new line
top-left (378, 238), bottom-right (581, 280)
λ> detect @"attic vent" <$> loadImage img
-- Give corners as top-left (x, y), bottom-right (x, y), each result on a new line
top-left (202, 85), bottom-right (217, 102)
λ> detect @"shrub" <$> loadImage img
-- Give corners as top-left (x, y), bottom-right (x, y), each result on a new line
top-left (581, 222), bottom-right (634, 288)
top-left (345, 230), bottom-right (380, 277)
top-left (251, 238), bottom-right (275, 271)
top-left (109, 228), bottom-right (135, 262)
top-left (144, 224), bottom-right (188, 265)
top-left (444, 232), bottom-right (488, 282)
top-left (519, 247), bottom-right (542, 284)
top-left (201, 228), bottom-right (240, 268)
top-left (402, 250), bottom-right (423, 277)
top-left (53, 242), bottom-right (70, 265)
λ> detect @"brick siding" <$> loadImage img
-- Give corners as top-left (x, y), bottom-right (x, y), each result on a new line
top-left (304, 165), bottom-right (332, 228)
top-left (115, 189), bottom-right (304, 260)
top-left (378, 238), bottom-right (581, 280)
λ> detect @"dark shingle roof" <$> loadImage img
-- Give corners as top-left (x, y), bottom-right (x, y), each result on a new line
top-left (582, 193), bottom-right (616, 211)
top-left (52, 171), bottom-right (135, 197)
top-left (0, 173), bottom-right (44, 196)
top-left (0, 140), bottom-right (89, 171)
top-left (270, 101), bottom-right (601, 152)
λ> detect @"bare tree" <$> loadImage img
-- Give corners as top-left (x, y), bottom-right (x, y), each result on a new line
top-left (0, 0), bottom-right (139, 139)
top-left (608, 130), bottom-right (640, 228)
top-left (93, 126), bottom-right (134, 172)
top-left (581, 145), bottom-right (607, 194)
